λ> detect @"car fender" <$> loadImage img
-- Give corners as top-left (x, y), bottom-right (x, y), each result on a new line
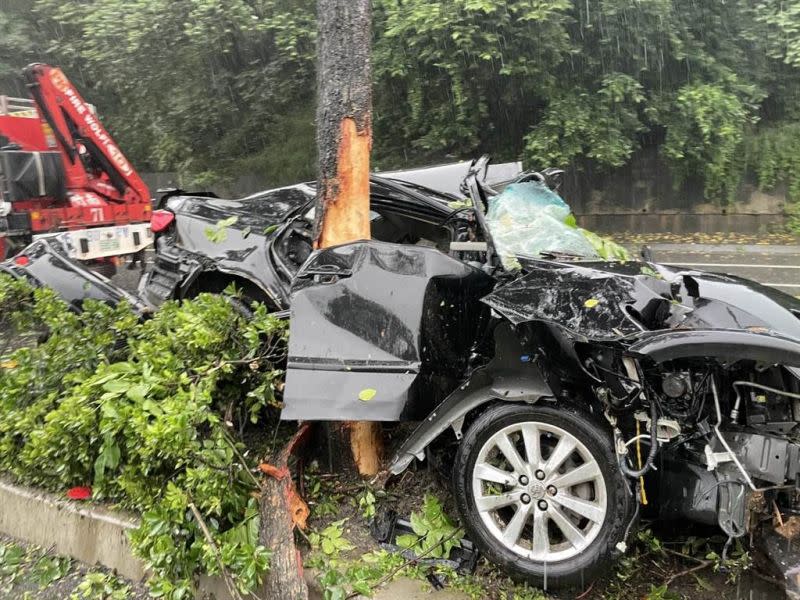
top-left (629, 328), bottom-right (800, 367)
top-left (388, 322), bottom-right (553, 474)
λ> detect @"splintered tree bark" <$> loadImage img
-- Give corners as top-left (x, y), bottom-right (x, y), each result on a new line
top-left (259, 424), bottom-right (312, 600)
top-left (314, 0), bottom-right (383, 476)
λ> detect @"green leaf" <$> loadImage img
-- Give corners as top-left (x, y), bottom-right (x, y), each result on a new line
top-left (217, 216), bottom-right (239, 228)
top-left (395, 534), bottom-right (417, 549)
top-left (321, 538), bottom-right (336, 555)
top-left (358, 388), bottom-right (377, 402)
top-left (409, 512), bottom-right (427, 536)
top-left (125, 384), bottom-right (149, 403)
top-left (693, 574), bottom-right (714, 591)
top-left (102, 380), bottom-right (129, 394)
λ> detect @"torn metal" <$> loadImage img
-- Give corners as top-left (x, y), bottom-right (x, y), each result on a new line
top-left (0, 235), bottom-right (149, 314)
top-left (139, 176), bottom-right (472, 311)
top-left (282, 240), bottom-right (494, 421)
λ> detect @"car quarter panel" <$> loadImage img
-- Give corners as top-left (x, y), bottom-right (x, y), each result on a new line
top-left (388, 322), bottom-right (554, 474)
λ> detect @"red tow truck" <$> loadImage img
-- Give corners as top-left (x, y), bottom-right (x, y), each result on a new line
top-left (0, 63), bottom-right (152, 267)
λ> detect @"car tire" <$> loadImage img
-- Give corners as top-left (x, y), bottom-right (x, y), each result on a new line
top-left (452, 402), bottom-right (633, 590)
top-left (224, 295), bottom-right (254, 320)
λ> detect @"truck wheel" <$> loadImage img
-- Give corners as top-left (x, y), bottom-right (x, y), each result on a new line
top-left (452, 402), bottom-right (633, 590)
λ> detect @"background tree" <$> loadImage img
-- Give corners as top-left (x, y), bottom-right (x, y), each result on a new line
top-left (2, 0), bottom-right (800, 204)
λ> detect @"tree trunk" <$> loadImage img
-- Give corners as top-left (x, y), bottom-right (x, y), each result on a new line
top-left (258, 424), bottom-right (312, 600)
top-left (314, 0), bottom-right (383, 477)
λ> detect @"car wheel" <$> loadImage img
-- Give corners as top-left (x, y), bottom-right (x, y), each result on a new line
top-left (224, 295), bottom-right (254, 320)
top-left (453, 402), bottom-right (633, 590)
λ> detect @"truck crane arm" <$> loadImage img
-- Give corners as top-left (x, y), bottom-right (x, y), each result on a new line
top-left (23, 63), bottom-right (151, 206)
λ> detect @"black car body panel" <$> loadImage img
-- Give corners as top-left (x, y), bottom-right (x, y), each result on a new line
top-left (483, 258), bottom-right (800, 341)
top-left (138, 177), bottom-right (468, 311)
top-left (629, 329), bottom-right (800, 366)
top-left (139, 184), bottom-right (317, 309)
top-left (282, 240), bottom-right (494, 421)
top-left (389, 321), bottom-right (553, 474)
top-left (0, 236), bottom-right (149, 314)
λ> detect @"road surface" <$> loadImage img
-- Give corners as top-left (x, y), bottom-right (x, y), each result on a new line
top-left (643, 243), bottom-right (800, 295)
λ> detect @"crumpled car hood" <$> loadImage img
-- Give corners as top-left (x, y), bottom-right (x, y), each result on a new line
top-left (483, 258), bottom-right (800, 341)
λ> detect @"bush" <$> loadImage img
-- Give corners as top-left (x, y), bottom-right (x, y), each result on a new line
top-left (0, 275), bottom-right (287, 598)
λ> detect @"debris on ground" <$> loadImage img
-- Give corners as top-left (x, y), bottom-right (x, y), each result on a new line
top-left (370, 508), bottom-right (479, 575)
top-left (615, 231), bottom-right (800, 245)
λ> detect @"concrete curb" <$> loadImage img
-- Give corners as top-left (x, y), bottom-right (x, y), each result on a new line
top-left (0, 478), bottom-right (467, 600)
top-left (0, 478), bottom-right (232, 599)
top-left (0, 478), bottom-right (143, 581)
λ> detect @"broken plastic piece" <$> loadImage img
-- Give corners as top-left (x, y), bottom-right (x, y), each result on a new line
top-left (486, 181), bottom-right (597, 268)
top-left (66, 486), bottom-right (92, 500)
top-left (426, 571), bottom-right (446, 590)
top-left (704, 444), bottom-right (733, 471)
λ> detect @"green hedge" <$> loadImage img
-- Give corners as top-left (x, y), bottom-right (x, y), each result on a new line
top-left (0, 276), bottom-right (287, 599)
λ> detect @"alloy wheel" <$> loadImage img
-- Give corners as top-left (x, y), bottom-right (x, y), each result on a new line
top-left (470, 421), bottom-right (608, 562)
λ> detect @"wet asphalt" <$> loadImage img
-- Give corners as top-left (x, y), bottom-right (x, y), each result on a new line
top-left (643, 243), bottom-right (800, 295)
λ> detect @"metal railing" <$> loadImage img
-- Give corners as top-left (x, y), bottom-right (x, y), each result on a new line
top-left (0, 96), bottom-right (37, 117)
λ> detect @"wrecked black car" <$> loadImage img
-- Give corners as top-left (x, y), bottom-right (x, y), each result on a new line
top-left (1, 235), bottom-right (149, 314)
top-left (281, 157), bottom-right (800, 591)
top-left (138, 177), bottom-right (478, 311)
top-left (17, 157), bottom-right (800, 591)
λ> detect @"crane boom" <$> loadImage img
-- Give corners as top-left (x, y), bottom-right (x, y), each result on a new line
top-left (23, 63), bottom-right (151, 206)
top-left (0, 64), bottom-right (152, 262)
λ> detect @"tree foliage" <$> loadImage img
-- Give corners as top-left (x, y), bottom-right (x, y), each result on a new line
top-left (0, 277), bottom-right (287, 598)
top-left (0, 1), bottom-right (799, 200)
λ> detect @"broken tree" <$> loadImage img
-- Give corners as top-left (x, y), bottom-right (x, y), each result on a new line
top-left (313, 0), bottom-right (383, 476)
top-left (257, 3), bottom-right (380, 597)
top-left (258, 425), bottom-right (312, 600)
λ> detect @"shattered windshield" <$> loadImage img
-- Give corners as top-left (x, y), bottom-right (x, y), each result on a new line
top-left (485, 181), bottom-right (627, 267)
